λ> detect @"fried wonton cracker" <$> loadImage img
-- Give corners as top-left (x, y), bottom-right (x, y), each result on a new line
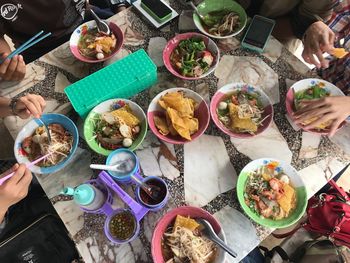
top-left (154, 116), bottom-right (169, 136)
top-left (111, 105), bottom-right (140, 127)
top-left (173, 215), bottom-right (200, 232)
top-left (332, 48), bottom-right (349, 59)
top-left (277, 184), bottom-right (296, 215)
top-left (167, 108), bottom-right (191, 140)
top-left (228, 103), bottom-right (257, 133)
top-left (159, 92), bottom-right (195, 117)
top-left (165, 111), bottom-right (178, 136)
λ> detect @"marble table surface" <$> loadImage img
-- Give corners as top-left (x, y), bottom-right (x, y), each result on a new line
top-left (2, 3), bottom-right (350, 263)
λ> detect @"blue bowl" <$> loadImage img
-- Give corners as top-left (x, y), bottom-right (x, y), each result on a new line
top-left (106, 149), bottom-right (139, 183)
top-left (14, 113), bottom-right (79, 174)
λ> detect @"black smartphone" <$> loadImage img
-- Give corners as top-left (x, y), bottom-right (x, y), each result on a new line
top-left (140, 0), bottom-right (172, 23)
top-left (241, 15), bottom-right (275, 53)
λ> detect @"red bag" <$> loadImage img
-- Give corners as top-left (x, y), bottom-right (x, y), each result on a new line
top-left (274, 179), bottom-right (350, 247)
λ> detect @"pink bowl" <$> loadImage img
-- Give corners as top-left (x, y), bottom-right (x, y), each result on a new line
top-left (211, 83), bottom-right (274, 138)
top-left (163, 32), bottom-right (220, 80)
top-left (70, 20), bottom-right (124, 63)
top-left (285, 78), bottom-right (345, 135)
top-left (147, 88), bottom-right (210, 144)
top-left (151, 206), bottom-right (226, 263)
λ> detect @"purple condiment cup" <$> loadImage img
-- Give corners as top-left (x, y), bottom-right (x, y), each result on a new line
top-left (104, 208), bottom-right (140, 245)
top-left (135, 175), bottom-right (169, 211)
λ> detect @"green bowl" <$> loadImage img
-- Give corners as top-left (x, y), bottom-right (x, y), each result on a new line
top-left (193, 0), bottom-right (247, 39)
top-left (237, 158), bottom-right (307, 229)
top-left (84, 99), bottom-right (147, 156)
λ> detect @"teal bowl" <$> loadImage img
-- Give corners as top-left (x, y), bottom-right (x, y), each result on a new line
top-left (193, 0), bottom-right (247, 39)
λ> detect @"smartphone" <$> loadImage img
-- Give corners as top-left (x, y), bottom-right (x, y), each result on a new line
top-left (241, 15), bottom-right (275, 53)
top-left (140, 0), bottom-right (173, 24)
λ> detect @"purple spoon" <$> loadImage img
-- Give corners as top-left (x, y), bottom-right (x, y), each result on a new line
top-left (0, 153), bottom-right (51, 185)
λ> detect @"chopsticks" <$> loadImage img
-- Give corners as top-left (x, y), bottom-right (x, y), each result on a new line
top-left (0, 30), bottom-right (52, 64)
top-left (0, 153), bottom-right (51, 185)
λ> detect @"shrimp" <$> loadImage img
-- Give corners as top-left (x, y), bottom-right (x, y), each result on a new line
top-left (269, 178), bottom-right (285, 199)
top-left (261, 190), bottom-right (276, 200)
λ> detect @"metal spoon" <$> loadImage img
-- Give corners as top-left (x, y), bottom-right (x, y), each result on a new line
top-left (130, 174), bottom-right (161, 201)
top-left (36, 118), bottom-right (51, 144)
top-left (189, 1), bottom-right (220, 27)
top-left (196, 218), bottom-right (237, 258)
top-left (89, 9), bottom-right (110, 35)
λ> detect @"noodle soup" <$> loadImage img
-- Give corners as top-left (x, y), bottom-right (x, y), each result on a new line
top-left (21, 124), bottom-right (73, 167)
top-left (161, 215), bottom-right (217, 263)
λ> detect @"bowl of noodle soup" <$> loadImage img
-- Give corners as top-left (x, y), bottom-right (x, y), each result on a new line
top-left (152, 206), bottom-right (226, 263)
top-left (237, 158), bottom-right (307, 228)
top-left (14, 113), bottom-right (79, 174)
top-left (193, 0), bottom-right (247, 39)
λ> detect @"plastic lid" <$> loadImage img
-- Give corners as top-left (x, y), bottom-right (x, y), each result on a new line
top-left (74, 184), bottom-right (96, 206)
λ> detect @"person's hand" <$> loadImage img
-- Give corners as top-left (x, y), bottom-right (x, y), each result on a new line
top-left (293, 96), bottom-right (350, 136)
top-left (302, 21), bottom-right (335, 69)
top-left (14, 94), bottom-right (46, 119)
top-left (0, 53), bottom-right (26, 81)
top-left (0, 164), bottom-right (32, 214)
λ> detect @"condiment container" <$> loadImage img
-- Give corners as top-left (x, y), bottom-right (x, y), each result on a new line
top-left (62, 183), bottom-right (106, 211)
top-left (106, 148), bottom-right (139, 184)
top-left (98, 171), bottom-right (149, 244)
top-left (135, 175), bottom-right (169, 211)
top-left (105, 208), bottom-right (140, 244)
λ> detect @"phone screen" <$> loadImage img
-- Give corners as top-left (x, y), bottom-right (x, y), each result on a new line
top-left (244, 17), bottom-right (274, 49)
top-left (141, 0), bottom-right (172, 18)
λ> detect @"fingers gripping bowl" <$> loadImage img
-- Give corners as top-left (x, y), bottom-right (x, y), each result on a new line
top-left (285, 78), bottom-right (346, 134)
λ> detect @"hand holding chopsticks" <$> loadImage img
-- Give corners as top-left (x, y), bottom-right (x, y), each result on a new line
top-left (0, 153), bottom-right (51, 186)
top-left (0, 31), bottom-right (51, 81)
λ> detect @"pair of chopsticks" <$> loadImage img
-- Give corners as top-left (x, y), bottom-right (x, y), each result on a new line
top-left (0, 153), bottom-right (51, 185)
top-left (0, 30), bottom-right (51, 64)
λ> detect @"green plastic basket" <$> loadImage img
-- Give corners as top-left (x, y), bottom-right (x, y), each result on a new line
top-left (65, 49), bottom-right (157, 118)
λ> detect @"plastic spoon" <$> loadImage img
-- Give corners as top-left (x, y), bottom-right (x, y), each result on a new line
top-left (196, 218), bottom-right (237, 258)
top-left (0, 153), bottom-right (51, 185)
top-left (89, 9), bottom-right (111, 35)
top-left (130, 174), bottom-right (161, 201)
top-left (90, 160), bottom-right (129, 172)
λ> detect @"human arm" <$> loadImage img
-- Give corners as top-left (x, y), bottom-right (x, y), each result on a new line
top-left (293, 96), bottom-right (350, 136)
top-left (0, 94), bottom-right (46, 119)
top-left (290, 0), bottom-right (336, 39)
top-left (0, 36), bottom-right (26, 81)
top-left (0, 164), bottom-right (32, 224)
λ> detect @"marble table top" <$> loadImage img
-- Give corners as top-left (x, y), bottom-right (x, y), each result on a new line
top-left (2, 3), bottom-right (350, 263)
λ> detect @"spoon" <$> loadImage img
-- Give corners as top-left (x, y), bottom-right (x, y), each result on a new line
top-left (90, 9), bottom-right (111, 35)
top-left (36, 118), bottom-right (52, 144)
top-left (90, 160), bottom-right (129, 172)
top-left (196, 218), bottom-right (237, 258)
top-left (189, 1), bottom-right (220, 27)
top-left (130, 174), bottom-right (161, 201)
top-left (131, 174), bottom-right (161, 200)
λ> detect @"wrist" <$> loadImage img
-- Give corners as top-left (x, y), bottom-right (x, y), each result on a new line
top-left (9, 97), bottom-right (19, 116)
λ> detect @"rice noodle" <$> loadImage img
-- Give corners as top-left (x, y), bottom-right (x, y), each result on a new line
top-left (208, 12), bottom-right (240, 37)
top-left (164, 226), bottom-right (216, 263)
